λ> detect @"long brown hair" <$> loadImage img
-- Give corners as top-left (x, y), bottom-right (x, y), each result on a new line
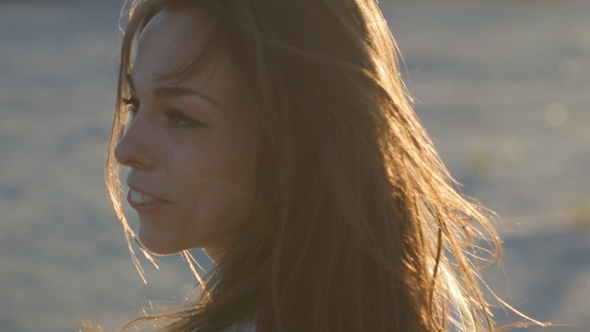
top-left (105, 0), bottom-right (516, 331)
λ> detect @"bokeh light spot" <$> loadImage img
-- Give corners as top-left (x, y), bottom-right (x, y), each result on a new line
top-left (545, 102), bottom-right (569, 127)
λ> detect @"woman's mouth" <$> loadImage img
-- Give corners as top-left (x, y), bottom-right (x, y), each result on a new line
top-left (130, 189), bottom-right (158, 204)
top-left (127, 189), bottom-right (168, 213)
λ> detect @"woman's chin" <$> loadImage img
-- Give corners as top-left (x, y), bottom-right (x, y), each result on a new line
top-left (138, 228), bottom-right (186, 255)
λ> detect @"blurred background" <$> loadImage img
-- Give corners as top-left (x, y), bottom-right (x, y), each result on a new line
top-left (0, 0), bottom-right (588, 331)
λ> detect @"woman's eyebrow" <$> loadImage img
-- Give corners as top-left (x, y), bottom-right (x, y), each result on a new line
top-left (126, 73), bottom-right (220, 107)
top-left (153, 86), bottom-right (220, 107)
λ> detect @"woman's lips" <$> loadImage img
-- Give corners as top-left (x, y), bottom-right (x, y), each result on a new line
top-left (127, 188), bottom-right (169, 214)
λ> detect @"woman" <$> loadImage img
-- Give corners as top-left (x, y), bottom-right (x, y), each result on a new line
top-left (103, 0), bottom-right (512, 331)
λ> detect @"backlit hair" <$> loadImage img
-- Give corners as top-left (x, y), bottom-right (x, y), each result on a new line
top-left (103, 0), bottom-right (535, 331)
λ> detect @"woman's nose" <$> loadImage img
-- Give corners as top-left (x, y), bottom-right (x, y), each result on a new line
top-left (114, 114), bottom-right (156, 170)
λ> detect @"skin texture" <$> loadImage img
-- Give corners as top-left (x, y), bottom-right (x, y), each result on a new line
top-left (114, 10), bottom-right (258, 260)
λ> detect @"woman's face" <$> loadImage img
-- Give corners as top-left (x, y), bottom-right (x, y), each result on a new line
top-left (115, 10), bottom-right (258, 259)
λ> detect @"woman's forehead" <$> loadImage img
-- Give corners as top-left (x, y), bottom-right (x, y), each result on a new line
top-left (133, 9), bottom-right (217, 82)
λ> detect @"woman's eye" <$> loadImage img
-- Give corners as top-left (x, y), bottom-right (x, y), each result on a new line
top-left (121, 96), bottom-right (139, 119)
top-left (165, 109), bottom-right (202, 128)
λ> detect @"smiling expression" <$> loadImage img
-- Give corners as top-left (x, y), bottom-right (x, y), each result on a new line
top-left (114, 9), bottom-right (259, 260)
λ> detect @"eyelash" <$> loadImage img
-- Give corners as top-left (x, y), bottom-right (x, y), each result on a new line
top-left (165, 109), bottom-right (202, 128)
top-left (120, 97), bottom-right (204, 128)
top-left (121, 96), bottom-right (139, 118)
